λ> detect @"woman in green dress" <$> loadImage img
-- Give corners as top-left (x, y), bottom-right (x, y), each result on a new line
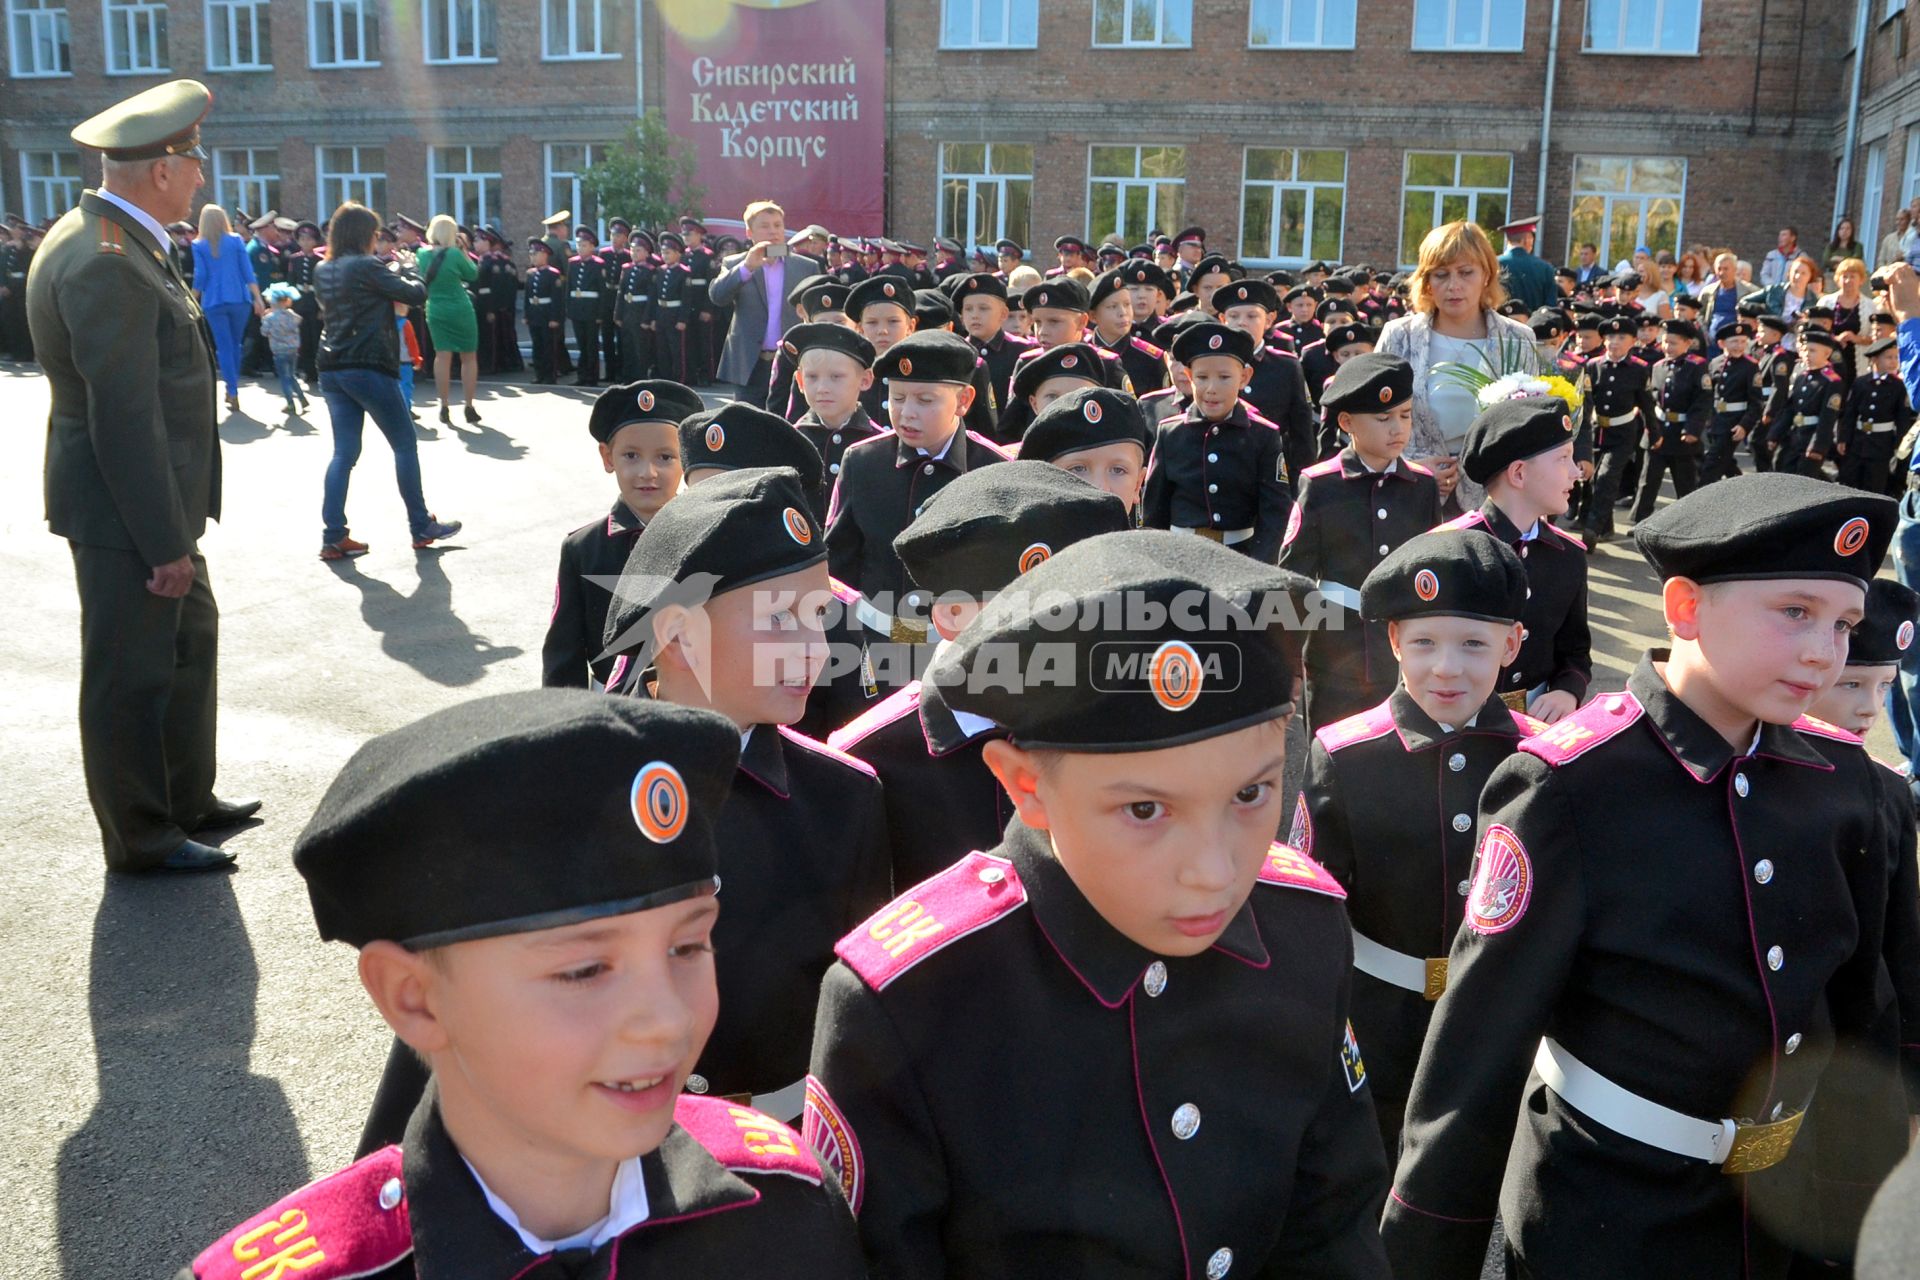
top-left (418, 214), bottom-right (482, 425)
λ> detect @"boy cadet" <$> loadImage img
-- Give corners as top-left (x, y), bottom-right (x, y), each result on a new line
top-left (1573, 315), bottom-right (1656, 543)
top-left (1280, 353), bottom-right (1440, 730)
top-left (1703, 319), bottom-right (1762, 484)
top-left (542, 380), bottom-right (703, 690)
top-left (615, 240), bottom-right (658, 381)
top-left (1382, 475), bottom-right (1907, 1280)
top-left (599, 220), bottom-right (631, 375)
top-left (652, 233), bottom-right (692, 383)
top-left (787, 322), bottom-right (884, 522)
top-left (1836, 335), bottom-right (1914, 494)
top-left (679, 216), bottom-right (717, 385)
top-left (1088, 268), bottom-right (1169, 393)
top-left (1315, 321), bottom-right (1383, 454)
top-left (848, 273), bottom-right (918, 421)
top-left (1119, 259), bottom-right (1176, 334)
top-left (999, 341), bottom-right (1114, 444)
top-left (804, 530), bottom-right (1393, 1279)
top-left (828, 462), bottom-right (1131, 887)
top-left (1017, 383), bottom-right (1158, 515)
top-left (176, 691), bottom-right (866, 1279)
top-left (1213, 277), bottom-right (1319, 480)
top-left (1770, 327), bottom-right (1846, 477)
top-left (953, 272), bottom-right (1037, 411)
top-left (678, 402), bottom-right (825, 499)
top-left (1752, 313), bottom-right (1796, 472)
top-left (522, 239), bottom-right (566, 385)
top-left (1628, 317), bottom-right (1712, 521)
top-left (566, 226), bottom-right (612, 387)
top-left (1300, 529), bottom-right (1541, 1155)
top-left (764, 277), bottom-right (849, 421)
top-left (1141, 322), bottom-right (1294, 562)
top-left (1277, 285), bottom-right (1326, 354)
top-left (1441, 400), bottom-right (1591, 720)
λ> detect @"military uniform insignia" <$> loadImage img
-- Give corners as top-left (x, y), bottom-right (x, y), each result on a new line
top-left (1288, 793), bottom-right (1313, 856)
top-left (191, 1146), bottom-right (412, 1280)
top-left (1147, 639), bottom-right (1203, 711)
top-left (1340, 1020), bottom-right (1368, 1093)
top-left (836, 851), bottom-right (1027, 991)
top-left (631, 762), bottom-right (689, 843)
top-left (1314, 703), bottom-right (1397, 753)
top-left (675, 1095), bottom-right (824, 1185)
top-left (1465, 823), bottom-right (1532, 935)
top-left (1793, 713), bottom-right (1862, 745)
top-left (1523, 691), bottom-right (1642, 765)
top-left (783, 507), bottom-right (813, 545)
top-left (801, 1075), bottom-right (865, 1214)
top-left (1257, 842), bottom-right (1346, 899)
top-left (1282, 500), bottom-right (1304, 548)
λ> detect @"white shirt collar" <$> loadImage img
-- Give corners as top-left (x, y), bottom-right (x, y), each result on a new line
top-left (950, 708), bottom-right (999, 738)
top-left (916, 430), bottom-right (959, 462)
top-left (95, 188), bottom-right (171, 251)
top-left (466, 1154), bottom-right (650, 1255)
top-left (1435, 713), bottom-right (1481, 734)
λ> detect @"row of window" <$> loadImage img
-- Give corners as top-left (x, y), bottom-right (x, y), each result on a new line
top-left (945, 0), bottom-right (1702, 55)
top-left (5, 0), bottom-right (615, 78)
top-left (937, 144), bottom-right (1689, 269)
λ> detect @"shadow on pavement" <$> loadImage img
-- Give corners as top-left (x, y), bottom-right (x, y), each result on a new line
top-left (327, 551), bottom-right (523, 687)
top-left (443, 419), bottom-right (528, 461)
top-left (56, 874), bottom-right (309, 1277)
top-left (218, 411), bottom-right (272, 445)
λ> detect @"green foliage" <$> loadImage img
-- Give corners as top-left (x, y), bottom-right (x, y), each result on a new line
top-left (581, 111), bottom-right (705, 231)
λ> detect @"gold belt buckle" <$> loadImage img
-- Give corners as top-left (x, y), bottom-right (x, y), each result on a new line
top-left (1194, 527), bottom-right (1226, 543)
top-left (890, 617), bottom-right (929, 644)
top-left (1423, 957), bottom-right (1449, 1001)
top-left (1721, 1110), bottom-right (1804, 1175)
top-left (1500, 689), bottom-right (1530, 712)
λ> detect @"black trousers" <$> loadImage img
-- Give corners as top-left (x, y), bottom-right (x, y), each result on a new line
top-left (70, 544), bottom-right (219, 870)
top-left (1581, 436), bottom-right (1636, 537)
top-left (601, 312), bottom-right (622, 377)
top-left (1699, 418), bottom-right (1746, 484)
top-left (529, 315), bottom-right (562, 382)
top-left (1839, 449), bottom-right (1899, 494)
top-left (1630, 449), bottom-right (1700, 520)
top-left (734, 352), bottom-right (776, 409)
top-left (570, 315), bottom-right (601, 385)
top-left (296, 305), bottom-right (321, 383)
top-left (620, 321), bottom-right (655, 380)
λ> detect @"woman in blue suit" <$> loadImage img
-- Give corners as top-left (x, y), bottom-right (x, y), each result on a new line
top-left (191, 203), bottom-right (262, 413)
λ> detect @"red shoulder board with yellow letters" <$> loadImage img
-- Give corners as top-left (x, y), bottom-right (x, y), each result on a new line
top-left (1314, 702), bottom-right (1397, 754)
top-left (191, 1146), bottom-right (412, 1280)
top-left (1512, 711), bottom-right (1551, 737)
top-left (674, 1095), bottom-right (823, 1185)
top-left (1257, 842), bottom-right (1347, 899)
top-left (1794, 713), bottom-right (1863, 746)
top-left (836, 850), bottom-right (1027, 991)
top-left (828, 575), bottom-right (862, 606)
top-left (1521, 690), bottom-right (1643, 766)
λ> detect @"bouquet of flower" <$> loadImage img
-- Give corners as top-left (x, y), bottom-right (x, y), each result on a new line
top-left (1429, 334), bottom-right (1584, 416)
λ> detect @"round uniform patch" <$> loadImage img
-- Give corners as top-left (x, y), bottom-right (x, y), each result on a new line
top-left (704, 423), bottom-right (725, 452)
top-left (1414, 569), bottom-right (1440, 601)
top-left (1378, 385), bottom-right (1393, 403)
top-left (802, 1075), bottom-right (864, 1216)
top-left (898, 358), bottom-right (913, 377)
top-left (1084, 399), bottom-right (1104, 424)
top-left (631, 762), bottom-right (689, 844)
top-left (1835, 516), bottom-right (1871, 557)
top-left (882, 282), bottom-right (896, 297)
top-left (1018, 542), bottom-right (1051, 573)
top-left (1060, 354), bottom-right (1078, 369)
top-left (636, 389), bottom-right (655, 412)
top-left (1465, 823), bottom-right (1532, 935)
top-left (1208, 334), bottom-right (1224, 350)
top-left (1900, 620), bottom-right (1916, 652)
top-left (1148, 639), bottom-right (1204, 712)
top-left (782, 339), bottom-right (797, 357)
top-left (783, 507), bottom-right (813, 545)
top-left (1289, 793), bottom-right (1313, 856)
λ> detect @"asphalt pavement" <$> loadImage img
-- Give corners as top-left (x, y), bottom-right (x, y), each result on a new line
top-left (0, 360), bottom-right (1885, 1277)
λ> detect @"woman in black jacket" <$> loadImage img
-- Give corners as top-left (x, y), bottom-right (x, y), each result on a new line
top-left (313, 202), bottom-right (462, 560)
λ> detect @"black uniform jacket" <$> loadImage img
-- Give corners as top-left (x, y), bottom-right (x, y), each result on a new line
top-left (1439, 501), bottom-right (1591, 702)
top-left (542, 499), bottom-right (645, 690)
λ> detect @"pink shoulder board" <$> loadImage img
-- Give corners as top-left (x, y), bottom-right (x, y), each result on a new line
top-left (836, 850), bottom-right (1027, 991)
top-left (1314, 702), bottom-right (1398, 754)
top-left (1794, 714), bottom-right (1863, 746)
top-left (827, 575), bottom-right (862, 605)
top-left (1629, 355), bottom-right (1648, 366)
top-left (674, 1095), bottom-right (823, 1185)
top-left (1258, 842), bottom-right (1348, 899)
top-left (1687, 353), bottom-right (1708, 364)
top-left (1401, 458), bottom-right (1435, 476)
top-left (1437, 509), bottom-right (1487, 533)
top-left (827, 682), bottom-right (920, 751)
top-left (1513, 711), bottom-right (1551, 737)
top-left (192, 1147), bottom-right (411, 1280)
top-left (777, 725), bottom-right (880, 778)
top-left (1545, 523), bottom-right (1587, 550)
top-left (1521, 690), bottom-right (1643, 766)
top-left (966, 430), bottom-right (1015, 460)
top-left (1301, 456), bottom-right (1343, 478)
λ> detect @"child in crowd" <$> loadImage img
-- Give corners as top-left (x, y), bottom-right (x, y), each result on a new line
top-left (261, 283), bottom-right (308, 416)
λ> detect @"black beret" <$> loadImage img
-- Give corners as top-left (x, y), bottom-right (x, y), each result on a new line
top-left (1635, 311), bottom-right (1664, 328)
top-left (797, 279), bottom-right (850, 315)
top-left (1361, 529), bottom-right (1529, 625)
top-left (1631, 473), bottom-right (1896, 589)
top-left (1190, 253), bottom-right (1235, 282)
top-left (1323, 322), bottom-right (1381, 351)
top-left (1871, 309), bottom-right (1897, 325)
top-left (1864, 335), bottom-right (1897, 357)
top-left (846, 273), bottom-right (914, 319)
top-left (1320, 273), bottom-right (1355, 295)
top-left (1320, 352), bottom-right (1414, 417)
top-left (785, 272), bottom-right (829, 307)
top-left (1170, 322), bottom-right (1256, 367)
top-left (1528, 307), bottom-right (1571, 337)
top-left (295, 691), bottom-right (739, 948)
top-left (1012, 343), bottom-right (1109, 400)
top-left (1615, 272), bottom-right (1642, 291)
top-left (1573, 311), bottom-right (1603, 332)
top-left (1461, 398), bottom-right (1578, 484)
top-left (1212, 278), bottom-right (1280, 315)
top-left (1756, 313), bottom-right (1790, 332)
top-left (1738, 298), bottom-right (1772, 319)
top-left (1120, 261), bottom-right (1176, 295)
top-left (1053, 235), bottom-right (1093, 255)
top-left (1801, 327), bottom-right (1842, 351)
top-left (1598, 315), bottom-right (1636, 338)
top-left (1267, 269), bottom-right (1299, 288)
top-left (603, 467), bottom-right (827, 659)
top-left (1024, 278), bottom-right (1091, 314)
top-left (874, 328), bottom-right (979, 386)
top-left (588, 380), bottom-right (705, 443)
top-left (1850, 578), bottom-right (1920, 665)
top-left (1151, 309), bottom-right (1211, 348)
top-left (1018, 386), bottom-right (1156, 463)
top-left (1714, 320), bottom-right (1756, 342)
top-left (914, 288), bottom-right (954, 329)
top-left (1662, 318), bottom-right (1701, 341)
top-left (1497, 299), bottom-right (1532, 319)
top-left (1088, 268), bottom-right (1131, 311)
top-left (951, 272), bottom-right (1010, 304)
top-left (1281, 285), bottom-right (1319, 307)
top-left (679, 402), bottom-right (824, 493)
top-left (894, 461), bottom-right (1132, 600)
top-left (1804, 304), bottom-right (1836, 320)
top-left (925, 530), bottom-right (1314, 751)
top-left (783, 321), bottom-right (875, 369)
top-left (1316, 297), bottom-right (1357, 321)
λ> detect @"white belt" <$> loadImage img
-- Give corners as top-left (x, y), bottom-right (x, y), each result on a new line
top-left (1604, 411), bottom-right (1638, 426)
top-left (1174, 525), bottom-right (1256, 546)
top-left (1352, 930), bottom-right (1448, 1000)
top-left (474, 287), bottom-right (491, 295)
top-left (1794, 414), bottom-right (1819, 427)
top-left (659, 300), bottom-right (683, 308)
top-left (1316, 579), bottom-right (1362, 612)
top-left (626, 294), bottom-right (651, 303)
top-left (1714, 401), bottom-right (1748, 413)
top-left (752, 1078), bottom-right (807, 1123)
top-left (1868, 420), bottom-right (1899, 433)
top-left (572, 290), bottom-right (599, 298)
top-left (851, 593), bottom-right (929, 644)
top-left (1533, 1038), bottom-right (1803, 1174)
top-left (527, 297), bottom-right (552, 305)
top-left (688, 277), bottom-right (709, 285)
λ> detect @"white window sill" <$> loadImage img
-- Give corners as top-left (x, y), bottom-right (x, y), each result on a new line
top-left (1248, 40), bottom-right (1358, 50)
top-left (541, 50), bottom-right (621, 61)
top-left (938, 41), bottom-right (1040, 50)
top-left (311, 59), bottom-right (383, 69)
top-left (1581, 45), bottom-right (1700, 57)
top-left (1409, 42), bottom-right (1526, 53)
top-left (9, 69), bottom-right (73, 78)
top-left (207, 63), bottom-right (274, 72)
top-left (424, 56), bottom-right (499, 65)
top-left (105, 66), bottom-right (173, 76)
top-left (1091, 41), bottom-right (1195, 49)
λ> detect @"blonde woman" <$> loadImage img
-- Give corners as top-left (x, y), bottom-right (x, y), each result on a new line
top-left (416, 214), bottom-right (481, 425)
top-left (190, 203), bottom-right (263, 412)
top-left (1376, 220), bottom-right (1544, 513)
top-left (1819, 256), bottom-right (1869, 374)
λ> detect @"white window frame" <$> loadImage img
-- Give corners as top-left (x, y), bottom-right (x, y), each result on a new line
top-left (544, 143), bottom-right (610, 239)
top-left (315, 144), bottom-right (387, 216)
top-left (20, 149), bottom-right (80, 223)
top-left (205, 0), bottom-right (270, 71)
top-left (541, 0), bottom-right (616, 60)
top-left (1248, 0), bottom-right (1357, 49)
top-left (1239, 147), bottom-right (1347, 267)
top-left (423, 0), bottom-right (495, 65)
top-left (936, 142), bottom-right (1034, 253)
top-left (1564, 154), bottom-right (1688, 266)
top-left (1087, 144), bottom-right (1187, 245)
top-left (8, 1), bottom-right (71, 77)
top-left (1398, 150), bottom-right (1513, 268)
top-left (1583, 0), bottom-right (1700, 55)
top-left (1091, 0), bottom-right (1192, 48)
top-left (102, 0), bottom-right (168, 75)
top-left (1861, 140), bottom-right (1887, 261)
top-left (1411, 0), bottom-right (1525, 50)
top-left (309, 0), bottom-right (379, 68)
top-left (1890, 0), bottom-right (1907, 19)
top-left (211, 148), bottom-right (280, 220)
top-left (428, 145), bottom-right (503, 231)
top-left (940, 0), bottom-right (1039, 48)
top-left (1905, 131), bottom-right (1920, 209)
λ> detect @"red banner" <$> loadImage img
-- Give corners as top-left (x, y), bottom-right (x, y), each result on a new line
top-left (662, 0), bottom-right (887, 236)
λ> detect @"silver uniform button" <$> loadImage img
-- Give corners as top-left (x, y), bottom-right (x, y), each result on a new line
top-left (1520, 626), bottom-right (1530, 640)
top-left (1208, 483), bottom-right (1218, 493)
top-left (686, 1073), bottom-right (709, 1094)
top-left (1378, 544), bottom-right (1389, 555)
top-left (1457, 879), bottom-right (1471, 896)
top-left (923, 463), bottom-right (936, 475)
top-left (379, 1177), bottom-right (403, 1211)
top-left (978, 866), bottom-right (1005, 884)
top-left (829, 463), bottom-right (840, 474)
top-left (1770, 1101), bottom-right (1785, 1121)
top-left (1376, 508), bottom-right (1388, 519)
top-left (1144, 961), bottom-right (1168, 998)
top-left (1448, 753), bottom-right (1466, 772)
top-left (1172, 1103), bottom-right (1201, 1140)
top-left (1753, 859), bottom-right (1773, 884)
top-left (1512, 672), bottom-right (1525, 684)
top-left (1785, 1032), bottom-right (1802, 1054)
top-left (1734, 773), bottom-right (1750, 798)
top-left (1767, 945), bottom-right (1784, 971)
top-left (832, 433), bottom-right (843, 444)
top-left (1451, 813), bottom-right (1471, 833)
top-left (1206, 1247), bottom-right (1234, 1278)
top-left (1207, 452), bottom-right (1219, 463)
top-left (1212, 513), bottom-right (1223, 522)
top-left (915, 505), bottom-right (924, 515)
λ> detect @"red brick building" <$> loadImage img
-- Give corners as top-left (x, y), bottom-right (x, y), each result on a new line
top-left (0, 0), bottom-right (1876, 269)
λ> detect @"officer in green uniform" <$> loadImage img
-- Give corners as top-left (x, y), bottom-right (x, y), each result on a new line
top-left (1497, 215), bottom-right (1558, 313)
top-left (28, 79), bottom-right (259, 872)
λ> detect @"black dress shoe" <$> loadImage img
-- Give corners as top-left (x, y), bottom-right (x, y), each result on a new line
top-left (157, 839), bottom-right (238, 872)
top-left (192, 796), bottom-right (263, 832)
